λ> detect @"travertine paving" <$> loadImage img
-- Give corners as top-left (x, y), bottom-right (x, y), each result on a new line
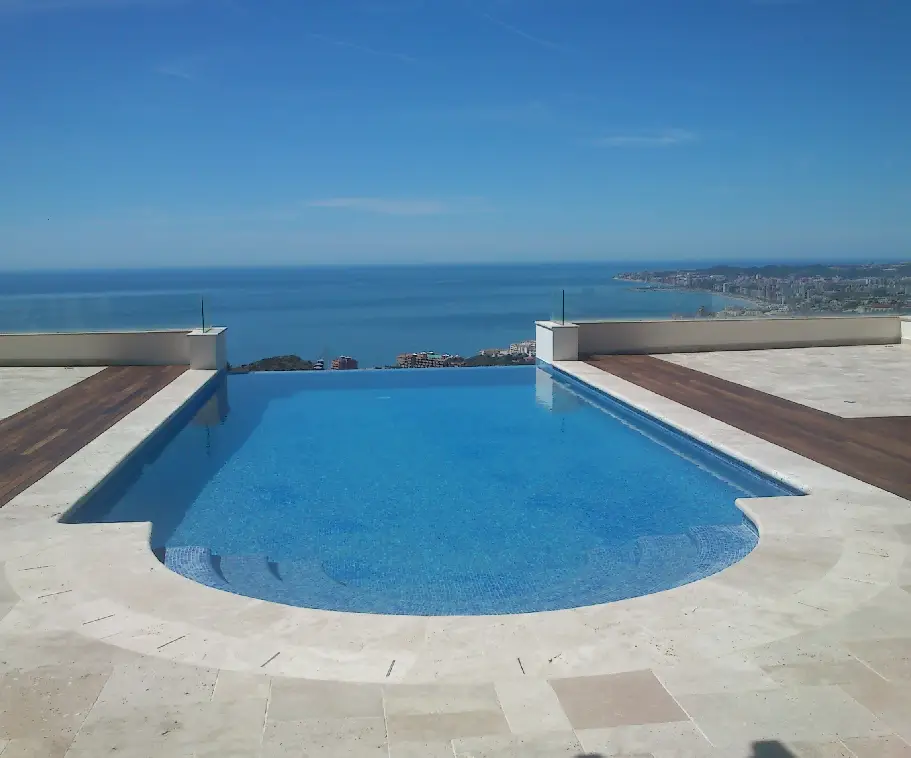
top-left (585, 352), bottom-right (911, 500)
top-left (1, 356), bottom-right (911, 756)
top-left (658, 344), bottom-right (911, 417)
top-left (0, 367), bottom-right (102, 421)
top-left (0, 365), bottom-right (188, 507)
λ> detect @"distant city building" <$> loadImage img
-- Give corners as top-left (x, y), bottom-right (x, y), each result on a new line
top-left (396, 352), bottom-right (461, 368)
top-left (313, 359), bottom-right (324, 370)
top-left (616, 262), bottom-right (911, 318)
top-left (508, 340), bottom-right (536, 356)
top-left (331, 356), bottom-right (358, 370)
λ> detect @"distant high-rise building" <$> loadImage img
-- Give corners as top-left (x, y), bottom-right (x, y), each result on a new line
top-left (331, 356), bottom-right (358, 370)
top-left (396, 352), bottom-right (458, 368)
top-left (508, 340), bottom-right (536, 356)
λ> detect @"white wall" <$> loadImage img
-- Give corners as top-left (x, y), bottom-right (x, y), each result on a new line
top-left (575, 316), bottom-right (902, 356)
top-left (535, 321), bottom-right (580, 363)
top-left (188, 328), bottom-right (228, 370)
top-left (535, 323), bottom-right (554, 363)
top-left (902, 318), bottom-right (911, 343)
top-left (0, 329), bottom-right (227, 367)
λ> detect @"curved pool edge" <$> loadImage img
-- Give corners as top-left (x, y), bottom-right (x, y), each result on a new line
top-left (4, 487), bottom-right (905, 684)
top-left (155, 518), bottom-right (761, 618)
top-left (63, 364), bottom-right (783, 617)
top-left (2, 360), bottom-right (908, 683)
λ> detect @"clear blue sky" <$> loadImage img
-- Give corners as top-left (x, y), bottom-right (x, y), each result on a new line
top-left (1, 0), bottom-right (909, 268)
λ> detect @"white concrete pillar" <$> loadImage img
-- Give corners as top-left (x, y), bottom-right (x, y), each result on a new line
top-left (534, 321), bottom-right (579, 364)
top-left (188, 327), bottom-right (228, 370)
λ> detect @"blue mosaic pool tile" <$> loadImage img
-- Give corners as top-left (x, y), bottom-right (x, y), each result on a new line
top-left (77, 367), bottom-right (796, 615)
top-left (164, 546), bottom-right (230, 592)
top-left (160, 521), bottom-right (759, 615)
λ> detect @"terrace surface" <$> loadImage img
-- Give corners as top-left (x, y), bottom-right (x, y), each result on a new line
top-left (1, 347), bottom-right (911, 757)
top-left (586, 346), bottom-right (911, 501)
top-left (0, 366), bottom-right (188, 507)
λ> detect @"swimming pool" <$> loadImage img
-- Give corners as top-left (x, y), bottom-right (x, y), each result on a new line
top-left (67, 366), bottom-right (800, 615)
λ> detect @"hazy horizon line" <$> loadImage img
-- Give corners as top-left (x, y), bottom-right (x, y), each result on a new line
top-left (2, 255), bottom-right (908, 275)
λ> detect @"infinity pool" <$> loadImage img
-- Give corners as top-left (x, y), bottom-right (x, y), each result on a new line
top-left (67, 366), bottom-right (800, 615)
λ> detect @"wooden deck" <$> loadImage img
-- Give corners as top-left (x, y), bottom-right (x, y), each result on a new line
top-left (586, 354), bottom-right (911, 501)
top-left (0, 365), bottom-right (187, 507)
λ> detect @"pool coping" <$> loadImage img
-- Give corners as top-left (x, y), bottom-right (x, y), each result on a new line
top-left (2, 362), bottom-right (910, 684)
top-left (543, 361), bottom-right (804, 498)
top-left (157, 363), bottom-right (793, 616)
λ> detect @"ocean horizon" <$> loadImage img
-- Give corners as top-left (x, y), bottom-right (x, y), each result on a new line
top-left (1, 261), bottom-right (757, 366)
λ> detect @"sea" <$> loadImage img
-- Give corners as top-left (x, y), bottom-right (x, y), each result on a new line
top-left (0, 262), bottom-right (747, 367)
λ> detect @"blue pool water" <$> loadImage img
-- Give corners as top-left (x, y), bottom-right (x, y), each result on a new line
top-left (67, 366), bottom-right (800, 615)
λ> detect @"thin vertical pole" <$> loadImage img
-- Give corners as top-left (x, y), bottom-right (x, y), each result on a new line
top-left (201, 297), bottom-right (206, 332)
top-left (562, 289), bottom-right (565, 325)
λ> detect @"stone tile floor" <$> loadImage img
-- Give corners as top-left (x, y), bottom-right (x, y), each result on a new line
top-left (0, 367), bottom-right (102, 422)
top-left (658, 345), bottom-right (911, 418)
top-left (5, 642), bottom-right (911, 756)
top-left (2, 355), bottom-right (911, 756)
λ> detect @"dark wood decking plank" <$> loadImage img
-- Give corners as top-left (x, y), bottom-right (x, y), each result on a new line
top-left (585, 355), bottom-right (911, 500)
top-left (0, 367), bottom-right (141, 438)
top-left (0, 365), bottom-right (187, 507)
top-left (595, 356), bottom-right (911, 460)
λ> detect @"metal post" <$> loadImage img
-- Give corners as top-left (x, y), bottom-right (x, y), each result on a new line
top-left (201, 297), bottom-right (206, 332)
top-left (562, 289), bottom-right (565, 325)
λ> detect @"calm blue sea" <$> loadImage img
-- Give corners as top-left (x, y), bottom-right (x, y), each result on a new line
top-left (0, 263), bottom-right (742, 366)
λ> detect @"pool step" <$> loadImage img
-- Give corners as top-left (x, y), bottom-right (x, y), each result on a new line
top-left (217, 555), bottom-right (289, 604)
top-left (160, 521), bottom-right (758, 613)
top-left (163, 546), bottom-right (230, 593)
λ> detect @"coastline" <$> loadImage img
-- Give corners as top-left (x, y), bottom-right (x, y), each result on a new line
top-left (614, 276), bottom-right (771, 311)
top-left (3, 263), bottom-right (792, 367)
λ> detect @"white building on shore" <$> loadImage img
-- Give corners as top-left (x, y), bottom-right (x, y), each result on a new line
top-left (508, 340), bottom-right (536, 356)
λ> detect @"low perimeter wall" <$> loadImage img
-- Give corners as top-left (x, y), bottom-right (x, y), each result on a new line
top-left (0, 328), bottom-right (228, 370)
top-left (535, 316), bottom-right (903, 363)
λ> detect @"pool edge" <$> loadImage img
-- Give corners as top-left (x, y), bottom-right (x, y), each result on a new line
top-left (542, 361), bottom-right (804, 498)
top-left (54, 370), bottom-right (224, 524)
top-left (1, 364), bottom-right (906, 682)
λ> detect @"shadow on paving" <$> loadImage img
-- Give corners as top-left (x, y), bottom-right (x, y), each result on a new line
top-left (576, 741), bottom-right (797, 758)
